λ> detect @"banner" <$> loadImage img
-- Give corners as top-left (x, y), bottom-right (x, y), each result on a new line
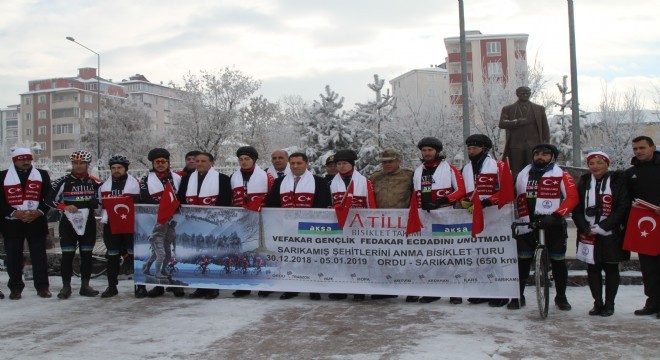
top-left (134, 204), bottom-right (519, 298)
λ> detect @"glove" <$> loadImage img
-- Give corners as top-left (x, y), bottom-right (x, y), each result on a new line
top-left (480, 199), bottom-right (492, 208)
top-left (460, 199), bottom-right (473, 209)
top-left (539, 213), bottom-right (562, 229)
top-left (437, 197), bottom-right (450, 206)
top-left (591, 225), bottom-right (609, 236)
top-left (421, 202), bottom-right (439, 212)
top-left (467, 204), bottom-right (475, 214)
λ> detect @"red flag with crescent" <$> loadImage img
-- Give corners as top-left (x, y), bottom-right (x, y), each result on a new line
top-left (406, 192), bottom-right (423, 236)
top-left (623, 205), bottom-right (660, 256)
top-left (497, 159), bottom-right (515, 208)
top-left (157, 181), bottom-right (180, 224)
top-left (103, 196), bottom-right (135, 234)
top-left (471, 189), bottom-right (484, 237)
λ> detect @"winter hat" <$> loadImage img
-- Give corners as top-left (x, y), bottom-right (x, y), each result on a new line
top-left (465, 134), bottom-right (493, 149)
top-left (148, 148), bottom-right (170, 162)
top-left (334, 149), bottom-right (358, 166)
top-left (586, 151), bottom-right (610, 166)
top-left (11, 148), bottom-right (33, 162)
top-left (417, 137), bottom-right (443, 152)
top-left (236, 146), bottom-right (259, 161)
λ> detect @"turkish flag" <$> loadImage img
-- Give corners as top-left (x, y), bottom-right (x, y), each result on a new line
top-left (334, 182), bottom-right (355, 229)
top-left (623, 205), bottom-right (660, 255)
top-left (244, 195), bottom-right (264, 212)
top-left (103, 196), bottom-right (135, 234)
top-left (406, 192), bottom-right (423, 236)
top-left (471, 189), bottom-right (484, 237)
top-left (497, 159), bottom-right (515, 208)
top-left (157, 181), bottom-right (180, 225)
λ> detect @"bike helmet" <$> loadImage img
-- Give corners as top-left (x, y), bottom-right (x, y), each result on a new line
top-left (70, 150), bottom-right (92, 163)
top-left (532, 143), bottom-right (559, 160)
top-left (108, 154), bottom-right (130, 169)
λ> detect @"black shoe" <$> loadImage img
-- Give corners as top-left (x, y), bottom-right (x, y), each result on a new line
top-left (38, 289), bottom-right (52, 298)
top-left (258, 291), bottom-right (272, 298)
top-left (58, 286), bottom-right (72, 300)
top-left (450, 297), bottom-right (462, 304)
top-left (353, 294), bottom-right (365, 302)
top-left (405, 296), bottom-right (419, 303)
top-left (589, 301), bottom-right (603, 316)
top-left (135, 286), bottom-right (148, 299)
top-left (0, 290), bottom-right (4, 299)
top-left (488, 298), bottom-right (509, 307)
top-left (555, 297), bottom-right (572, 311)
top-left (507, 296), bottom-right (526, 310)
top-left (170, 287), bottom-right (185, 297)
top-left (232, 290), bottom-right (251, 298)
top-left (600, 304), bottom-right (614, 317)
top-left (467, 298), bottom-right (488, 304)
top-left (9, 290), bottom-right (22, 300)
top-left (189, 288), bottom-right (207, 299)
top-left (656, 313), bottom-right (660, 319)
top-left (419, 296), bottom-right (440, 303)
top-left (147, 286), bottom-right (165, 298)
top-left (309, 293), bottom-right (321, 300)
top-left (101, 286), bottom-right (118, 298)
top-left (634, 306), bottom-right (658, 316)
top-left (371, 294), bottom-right (398, 300)
top-left (205, 289), bottom-right (220, 299)
top-left (328, 293), bottom-right (347, 300)
top-left (280, 292), bottom-right (299, 300)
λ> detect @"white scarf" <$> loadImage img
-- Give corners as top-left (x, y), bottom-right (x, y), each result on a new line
top-left (584, 174), bottom-right (613, 235)
top-left (185, 168), bottom-right (220, 206)
top-left (330, 170), bottom-right (370, 208)
top-left (146, 171), bottom-right (181, 200)
top-left (230, 165), bottom-right (270, 206)
top-left (267, 164), bottom-right (292, 179)
top-left (4, 166), bottom-right (42, 210)
top-left (99, 175), bottom-right (141, 224)
top-left (515, 164), bottom-right (565, 235)
top-left (279, 170), bottom-right (315, 207)
top-left (413, 161), bottom-right (457, 207)
top-left (462, 155), bottom-right (499, 199)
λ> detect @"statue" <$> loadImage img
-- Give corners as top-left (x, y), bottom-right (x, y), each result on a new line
top-left (498, 86), bottom-right (550, 176)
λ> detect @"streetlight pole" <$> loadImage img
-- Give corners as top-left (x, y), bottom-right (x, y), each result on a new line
top-left (567, 1), bottom-right (581, 166)
top-left (66, 36), bottom-right (101, 171)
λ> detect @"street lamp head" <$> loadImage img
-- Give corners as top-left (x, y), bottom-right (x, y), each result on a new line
top-left (66, 36), bottom-right (75, 41)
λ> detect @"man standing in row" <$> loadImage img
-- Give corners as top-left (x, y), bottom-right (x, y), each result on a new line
top-left (176, 150), bottom-right (201, 177)
top-left (412, 137), bottom-right (465, 304)
top-left (137, 148), bottom-right (184, 298)
top-left (178, 152), bottom-right (232, 299)
top-left (47, 150), bottom-right (101, 299)
top-left (230, 146), bottom-right (274, 298)
top-left (267, 149), bottom-right (291, 180)
top-left (0, 148), bottom-right (52, 299)
top-left (266, 152), bottom-right (331, 300)
top-left (510, 144), bottom-right (578, 310)
top-left (324, 154), bottom-right (337, 185)
top-left (626, 136), bottom-right (660, 317)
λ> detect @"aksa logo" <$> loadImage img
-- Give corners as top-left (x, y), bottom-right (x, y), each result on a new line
top-left (431, 223), bottom-right (472, 236)
top-left (298, 222), bottom-right (342, 235)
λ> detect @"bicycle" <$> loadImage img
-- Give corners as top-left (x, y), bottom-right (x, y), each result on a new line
top-left (72, 241), bottom-right (111, 279)
top-left (512, 220), bottom-right (550, 319)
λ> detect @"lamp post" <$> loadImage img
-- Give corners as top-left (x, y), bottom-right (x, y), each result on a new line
top-left (66, 36), bottom-right (101, 171)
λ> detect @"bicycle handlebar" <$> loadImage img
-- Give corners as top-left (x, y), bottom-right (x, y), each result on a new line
top-left (511, 221), bottom-right (542, 232)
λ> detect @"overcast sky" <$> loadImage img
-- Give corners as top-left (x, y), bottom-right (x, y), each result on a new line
top-left (1, 0), bottom-right (658, 112)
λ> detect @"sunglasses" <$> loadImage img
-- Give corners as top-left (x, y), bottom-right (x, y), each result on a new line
top-left (154, 159), bottom-right (169, 165)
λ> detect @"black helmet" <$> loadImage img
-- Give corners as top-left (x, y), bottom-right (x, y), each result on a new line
top-left (465, 134), bottom-right (493, 149)
top-left (532, 143), bottom-right (559, 160)
top-left (236, 146), bottom-right (258, 161)
top-left (108, 154), bottom-right (130, 169)
top-left (333, 149), bottom-right (358, 166)
top-left (148, 148), bottom-right (170, 162)
top-left (417, 137), bottom-right (443, 152)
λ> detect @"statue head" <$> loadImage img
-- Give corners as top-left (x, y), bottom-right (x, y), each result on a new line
top-left (516, 86), bottom-right (531, 102)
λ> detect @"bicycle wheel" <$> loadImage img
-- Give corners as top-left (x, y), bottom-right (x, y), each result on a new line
top-left (72, 241), bottom-right (108, 279)
top-left (534, 246), bottom-right (550, 319)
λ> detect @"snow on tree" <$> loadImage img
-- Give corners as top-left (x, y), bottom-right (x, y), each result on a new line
top-left (238, 95), bottom-right (283, 157)
top-left (169, 67), bottom-right (261, 157)
top-left (588, 86), bottom-right (646, 170)
top-left (80, 97), bottom-right (164, 167)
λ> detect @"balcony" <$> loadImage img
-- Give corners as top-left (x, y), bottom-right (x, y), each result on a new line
top-left (447, 52), bottom-right (472, 63)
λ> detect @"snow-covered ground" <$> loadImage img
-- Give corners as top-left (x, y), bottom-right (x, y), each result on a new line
top-left (1, 273), bottom-right (658, 359)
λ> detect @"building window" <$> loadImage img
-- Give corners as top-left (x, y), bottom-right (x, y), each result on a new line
top-left (52, 124), bottom-right (74, 134)
top-left (24, 112), bottom-right (32, 121)
top-left (38, 95), bottom-right (46, 104)
top-left (486, 42), bottom-right (501, 56)
top-left (84, 110), bottom-right (93, 119)
top-left (487, 62), bottom-right (504, 77)
top-left (38, 126), bottom-right (47, 135)
top-left (24, 97), bottom-right (32, 105)
top-left (38, 110), bottom-right (47, 119)
top-left (60, 142), bottom-right (69, 150)
top-left (84, 94), bottom-right (93, 103)
top-left (25, 128), bottom-right (32, 136)
top-left (38, 142), bottom-right (47, 151)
